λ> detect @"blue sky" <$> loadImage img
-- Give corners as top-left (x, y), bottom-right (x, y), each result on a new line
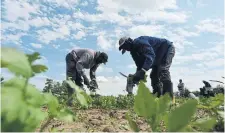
top-left (1, 0), bottom-right (224, 96)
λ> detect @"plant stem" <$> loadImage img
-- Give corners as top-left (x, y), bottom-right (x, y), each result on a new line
top-left (39, 117), bottom-right (53, 132)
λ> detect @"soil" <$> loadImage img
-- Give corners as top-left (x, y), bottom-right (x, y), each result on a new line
top-left (36, 109), bottom-right (150, 132)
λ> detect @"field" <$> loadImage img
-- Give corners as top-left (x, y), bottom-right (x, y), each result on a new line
top-left (1, 48), bottom-right (224, 132)
top-left (35, 95), bottom-right (224, 132)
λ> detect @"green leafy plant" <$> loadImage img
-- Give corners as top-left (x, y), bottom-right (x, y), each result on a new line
top-left (1, 47), bottom-right (88, 132)
top-left (126, 81), bottom-right (218, 132)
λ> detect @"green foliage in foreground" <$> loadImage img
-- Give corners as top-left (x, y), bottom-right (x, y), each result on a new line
top-left (126, 82), bottom-right (221, 132)
top-left (1, 47), bottom-right (88, 132)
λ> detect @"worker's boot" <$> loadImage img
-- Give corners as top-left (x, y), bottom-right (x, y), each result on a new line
top-left (67, 93), bottom-right (73, 106)
top-left (152, 83), bottom-right (162, 97)
top-left (67, 86), bottom-right (75, 106)
top-left (162, 81), bottom-right (173, 98)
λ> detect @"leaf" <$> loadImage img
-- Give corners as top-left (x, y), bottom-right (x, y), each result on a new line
top-left (2, 77), bottom-right (26, 89)
top-left (134, 82), bottom-right (156, 118)
top-left (23, 106), bottom-right (48, 131)
top-left (180, 125), bottom-right (195, 132)
top-left (218, 111), bottom-right (224, 118)
top-left (161, 112), bottom-right (169, 129)
top-left (157, 93), bottom-right (171, 114)
top-left (192, 117), bottom-right (217, 131)
top-left (26, 52), bottom-right (41, 64)
top-left (125, 113), bottom-right (140, 132)
top-left (43, 93), bottom-right (59, 116)
top-left (66, 80), bottom-right (88, 107)
top-left (1, 87), bottom-right (23, 122)
top-left (211, 100), bottom-right (223, 108)
top-left (66, 80), bottom-right (82, 93)
top-left (31, 64), bottom-right (48, 74)
top-left (57, 108), bottom-right (76, 122)
top-left (76, 92), bottom-right (88, 108)
top-left (1, 47), bottom-right (32, 78)
top-left (25, 84), bottom-right (46, 107)
top-left (168, 99), bottom-right (197, 132)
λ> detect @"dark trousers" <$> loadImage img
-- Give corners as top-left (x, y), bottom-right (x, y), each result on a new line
top-left (65, 53), bottom-right (83, 102)
top-left (150, 44), bottom-right (175, 97)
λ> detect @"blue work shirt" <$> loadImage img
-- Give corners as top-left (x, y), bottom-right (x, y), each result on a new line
top-left (130, 36), bottom-right (173, 71)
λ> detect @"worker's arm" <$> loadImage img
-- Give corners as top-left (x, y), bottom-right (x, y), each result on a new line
top-left (90, 64), bottom-right (99, 80)
top-left (138, 40), bottom-right (155, 71)
top-left (76, 53), bottom-right (90, 76)
top-left (76, 53), bottom-right (92, 86)
top-left (132, 39), bottom-right (155, 82)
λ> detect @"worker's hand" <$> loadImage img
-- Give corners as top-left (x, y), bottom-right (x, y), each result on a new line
top-left (91, 79), bottom-right (98, 88)
top-left (133, 69), bottom-right (146, 82)
top-left (83, 75), bottom-right (90, 87)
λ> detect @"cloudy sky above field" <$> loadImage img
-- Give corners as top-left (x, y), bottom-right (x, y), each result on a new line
top-left (1, 0), bottom-right (224, 95)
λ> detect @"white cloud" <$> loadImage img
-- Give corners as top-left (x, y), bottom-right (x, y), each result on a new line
top-left (37, 25), bottom-right (70, 44)
top-left (203, 41), bottom-right (224, 56)
top-left (195, 19), bottom-right (224, 35)
top-left (95, 76), bottom-right (128, 96)
top-left (81, 1), bottom-right (88, 6)
top-left (175, 28), bottom-right (199, 37)
top-left (203, 58), bottom-right (224, 68)
top-left (73, 30), bottom-right (86, 40)
top-left (53, 44), bottom-right (60, 49)
top-left (44, 0), bottom-right (79, 8)
top-left (1, 69), bottom-right (48, 90)
top-left (96, 66), bottom-right (113, 74)
top-left (186, 0), bottom-right (193, 7)
top-left (1, 68), bottom-right (14, 80)
top-left (86, 0), bottom-right (187, 26)
top-left (58, 25), bottom-right (70, 36)
top-left (133, 11), bottom-right (188, 24)
top-left (163, 27), bottom-right (199, 53)
top-left (33, 56), bottom-right (48, 65)
top-left (196, 0), bottom-right (207, 7)
top-left (2, 0), bottom-right (40, 22)
top-left (170, 67), bottom-right (224, 91)
top-left (31, 43), bottom-right (42, 48)
top-left (28, 17), bottom-right (51, 27)
top-left (128, 25), bottom-right (164, 38)
top-left (73, 0), bottom-right (186, 25)
top-left (1, 32), bottom-right (25, 45)
top-left (128, 64), bottom-right (136, 69)
top-left (97, 35), bottom-right (113, 51)
top-left (29, 74), bottom-right (51, 90)
top-left (65, 44), bottom-right (81, 52)
top-left (73, 12), bottom-right (133, 26)
top-left (22, 46), bottom-right (35, 53)
top-left (96, 0), bottom-right (177, 14)
top-left (2, 20), bottom-right (30, 32)
top-left (67, 21), bottom-right (85, 31)
top-left (96, 76), bottom-right (109, 82)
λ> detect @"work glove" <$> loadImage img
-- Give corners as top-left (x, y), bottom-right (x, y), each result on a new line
top-left (83, 75), bottom-right (90, 87)
top-left (133, 69), bottom-right (146, 83)
top-left (90, 79), bottom-right (98, 90)
top-left (92, 79), bottom-right (98, 88)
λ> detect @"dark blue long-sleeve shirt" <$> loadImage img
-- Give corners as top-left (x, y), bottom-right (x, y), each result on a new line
top-left (130, 36), bottom-right (172, 71)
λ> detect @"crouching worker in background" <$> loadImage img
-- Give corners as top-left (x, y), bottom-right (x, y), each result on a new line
top-left (65, 48), bottom-right (108, 106)
top-left (118, 36), bottom-right (175, 98)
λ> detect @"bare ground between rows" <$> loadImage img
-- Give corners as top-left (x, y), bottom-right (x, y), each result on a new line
top-left (36, 109), bottom-right (151, 132)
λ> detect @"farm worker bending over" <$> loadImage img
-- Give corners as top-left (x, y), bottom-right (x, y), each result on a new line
top-left (118, 36), bottom-right (175, 98)
top-left (177, 79), bottom-right (185, 97)
top-left (65, 48), bottom-right (108, 105)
